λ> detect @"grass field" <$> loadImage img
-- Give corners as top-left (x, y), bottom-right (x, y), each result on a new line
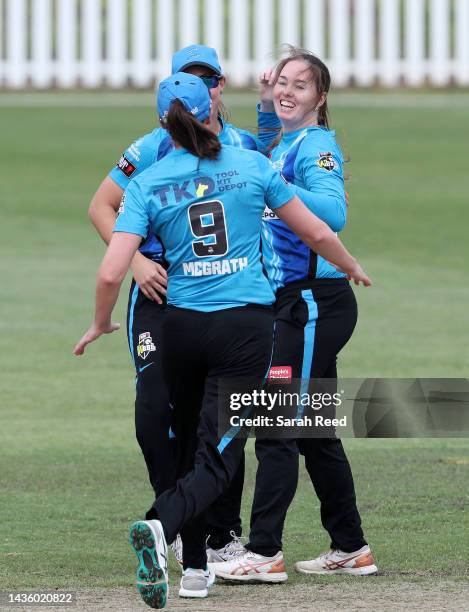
top-left (0, 91), bottom-right (468, 609)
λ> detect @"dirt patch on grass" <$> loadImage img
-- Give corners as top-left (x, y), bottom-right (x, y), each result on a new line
top-left (8, 580), bottom-right (468, 612)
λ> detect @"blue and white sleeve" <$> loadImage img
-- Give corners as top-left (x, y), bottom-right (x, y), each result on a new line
top-left (108, 130), bottom-right (162, 189)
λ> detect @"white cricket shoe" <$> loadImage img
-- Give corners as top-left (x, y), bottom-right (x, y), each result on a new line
top-left (294, 545), bottom-right (378, 575)
top-left (129, 519), bottom-right (169, 609)
top-left (211, 550), bottom-right (288, 583)
top-left (179, 567), bottom-right (215, 598)
top-left (206, 531), bottom-right (246, 563)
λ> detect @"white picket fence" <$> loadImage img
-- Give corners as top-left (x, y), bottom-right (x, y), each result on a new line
top-left (1, 0), bottom-right (469, 89)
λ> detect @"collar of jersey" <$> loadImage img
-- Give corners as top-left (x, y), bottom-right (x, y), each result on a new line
top-left (282, 125), bottom-right (334, 143)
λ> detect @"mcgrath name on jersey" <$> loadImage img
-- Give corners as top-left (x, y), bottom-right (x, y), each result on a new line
top-left (183, 257), bottom-right (248, 276)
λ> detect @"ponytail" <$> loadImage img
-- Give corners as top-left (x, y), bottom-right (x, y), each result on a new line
top-left (163, 100), bottom-right (221, 160)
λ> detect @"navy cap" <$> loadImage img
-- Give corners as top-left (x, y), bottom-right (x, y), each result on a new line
top-left (157, 72), bottom-right (212, 122)
top-left (171, 44), bottom-right (222, 76)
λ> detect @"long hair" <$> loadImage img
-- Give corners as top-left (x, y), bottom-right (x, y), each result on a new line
top-left (162, 100), bottom-right (221, 160)
top-left (274, 45), bottom-right (331, 129)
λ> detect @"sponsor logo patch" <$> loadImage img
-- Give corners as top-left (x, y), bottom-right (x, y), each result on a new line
top-left (137, 332), bottom-right (156, 360)
top-left (268, 366), bottom-right (292, 383)
top-left (117, 154), bottom-right (137, 177)
top-left (262, 206), bottom-right (279, 221)
top-left (317, 152), bottom-right (336, 172)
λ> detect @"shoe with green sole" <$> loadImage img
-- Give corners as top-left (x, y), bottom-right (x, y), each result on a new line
top-left (129, 520), bottom-right (168, 609)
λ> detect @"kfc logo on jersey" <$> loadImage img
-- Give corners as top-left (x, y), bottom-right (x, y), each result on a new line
top-left (137, 332), bottom-right (156, 360)
top-left (317, 152), bottom-right (336, 172)
top-left (117, 154), bottom-right (137, 178)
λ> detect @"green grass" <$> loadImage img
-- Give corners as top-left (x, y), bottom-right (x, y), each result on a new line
top-left (0, 93), bottom-right (468, 591)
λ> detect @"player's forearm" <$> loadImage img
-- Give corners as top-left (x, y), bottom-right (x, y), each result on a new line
top-left (300, 222), bottom-right (356, 274)
top-left (277, 196), bottom-right (356, 275)
top-left (94, 270), bottom-right (124, 329)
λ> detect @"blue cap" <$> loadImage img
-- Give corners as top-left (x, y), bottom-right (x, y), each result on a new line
top-left (157, 72), bottom-right (212, 122)
top-left (171, 44), bottom-right (222, 76)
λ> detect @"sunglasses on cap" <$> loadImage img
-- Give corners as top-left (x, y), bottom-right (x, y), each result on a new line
top-left (199, 74), bottom-right (223, 89)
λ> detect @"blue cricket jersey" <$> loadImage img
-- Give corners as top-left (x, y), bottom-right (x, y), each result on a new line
top-left (114, 146), bottom-right (293, 312)
top-left (108, 109), bottom-right (280, 263)
top-left (261, 126), bottom-right (348, 292)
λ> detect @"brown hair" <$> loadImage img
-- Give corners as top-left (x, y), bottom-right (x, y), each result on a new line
top-left (274, 45), bottom-right (331, 129)
top-left (162, 100), bottom-right (221, 160)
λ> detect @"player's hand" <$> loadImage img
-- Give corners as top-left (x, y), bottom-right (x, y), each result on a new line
top-left (131, 254), bottom-right (167, 303)
top-left (73, 322), bottom-right (120, 356)
top-left (346, 262), bottom-right (372, 287)
top-left (259, 67), bottom-right (276, 112)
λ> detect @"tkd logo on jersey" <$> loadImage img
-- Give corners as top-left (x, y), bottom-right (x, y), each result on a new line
top-left (154, 176), bottom-right (216, 206)
top-left (137, 332), bottom-right (156, 360)
top-left (317, 152), bottom-right (336, 172)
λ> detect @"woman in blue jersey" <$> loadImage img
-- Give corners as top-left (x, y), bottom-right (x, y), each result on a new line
top-left (212, 49), bottom-right (377, 582)
top-left (74, 73), bottom-right (370, 608)
top-left (87, 44), bottom-right (280, 556)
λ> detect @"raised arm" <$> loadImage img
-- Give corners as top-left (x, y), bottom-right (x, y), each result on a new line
top-left (256, 67), bottom-right (281, 149)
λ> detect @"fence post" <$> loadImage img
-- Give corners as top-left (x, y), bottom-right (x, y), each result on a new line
top-left (254, 0), bottom-right (274, 76)
top-left (355, 0), bottom-right (375, 85)
top-left (180, 0), bottom-right (199, 49)
top-left (56, 0), bottom-right (76, 88)
top-left (6, 0), bottom-right (27, 88)
top-left (107, 0), bottom-right (127, 87)
top-left (330, 0), bottom-right (350, 87)
top-left (405, 0), bottom-right (425, 86)
top-left (305, 0), bottom-right (325, 58)
top-left (430, 0), bottom-right (450, 87)
top-left (132, 0), bottom-right (152, 88)
top-left (455, 0), bottom-right (469, 85)
top-left (156, 0), bottom-right (175, 80)
top-left (204, 0), bottom-right (223, 61)
top-left (82, 0), bottom-right (102, 87)
top-left (280, 0), bottom-right (300, 48)
top-left (380, 0), bottom-right (400, 87)
top-left (228, 0), bottom-right (248, 86)
top-left (31, 0), bottom-right (52, 88)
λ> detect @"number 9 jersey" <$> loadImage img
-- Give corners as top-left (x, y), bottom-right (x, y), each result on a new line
top-left (114, 145), bottom-right (294, 312)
